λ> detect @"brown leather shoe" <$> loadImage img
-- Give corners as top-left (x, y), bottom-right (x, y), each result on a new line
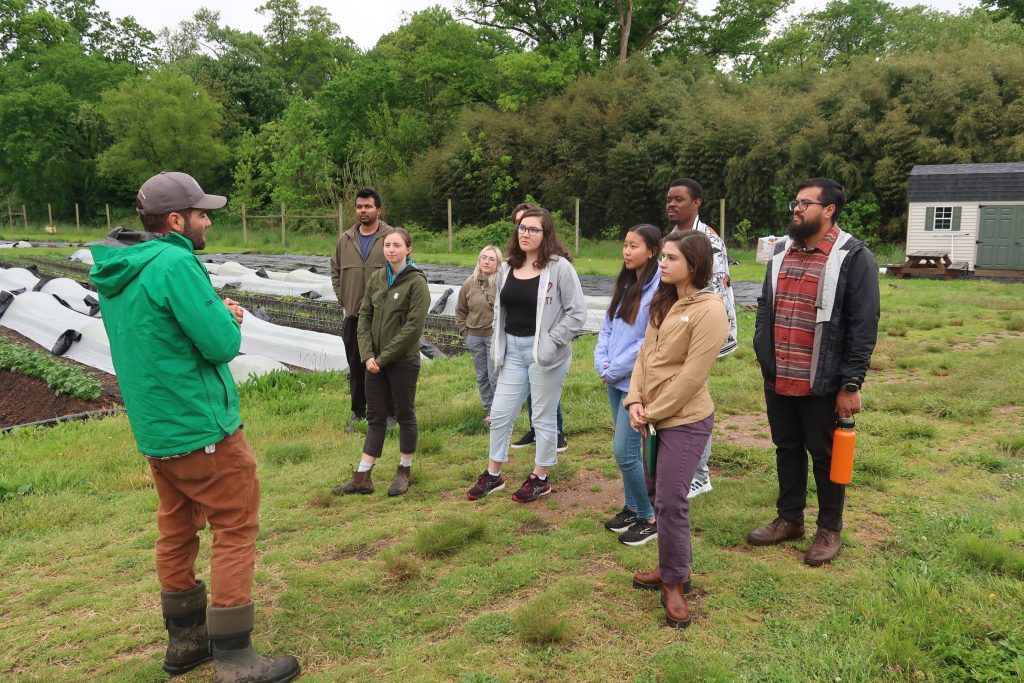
top-left (804, 527), bottom-right (841, 566)
top-left (387, 465), bottom-right (411, 496)
top-left (746, 516), bottom-right (805, 546)
top-left (631, 568), bottom-right (691, 594)
top-left (661, 583), bottom-right (690, 628)
top-left (332, 468), bottom-right (374, 495)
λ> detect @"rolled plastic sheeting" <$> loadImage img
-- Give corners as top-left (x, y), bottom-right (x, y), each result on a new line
top-left (283, 269), bottom-right (330, 284)
top-left (0, 291), bottom-right (115, 373)
top-left (39, 278), bottom-right (101, 317)
top-left (0, 267), bottom-right (39, 292)
top-left (228, 354), bottom-right (289, 384)
top-left (0, 241), bottom-right (32, 249)
top-left (215, 261), bottom-right (257, 277)
top-left (239, 308), bottom-right (348, 372)
top-left (70, 249), bottom-right (95, 264)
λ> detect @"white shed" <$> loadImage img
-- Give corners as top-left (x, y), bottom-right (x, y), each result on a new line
top-left (907, 163), bottom-right (1024, 275)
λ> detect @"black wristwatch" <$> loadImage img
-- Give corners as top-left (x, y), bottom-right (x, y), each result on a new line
top-left (842, 382), bottom-right (861, 393)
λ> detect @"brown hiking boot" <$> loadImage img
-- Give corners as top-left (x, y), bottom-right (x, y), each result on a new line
top-left (332, 468), bottom-right (373, 495)
top-left (661, 583), bottom-right (691, 628)
top-left (387, 465), bottom-right (411, 496)
top-left (746, 516), bottom-right (805, 546)
top-left (804, 527), bottom-right (841, 567)
top-left (632, 567), bottom-right (691, 594)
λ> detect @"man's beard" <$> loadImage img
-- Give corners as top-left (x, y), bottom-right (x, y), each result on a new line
top-left (788, 216), bottom-right (820, 242)
top-left (181, 213), bottom-right (205, 250)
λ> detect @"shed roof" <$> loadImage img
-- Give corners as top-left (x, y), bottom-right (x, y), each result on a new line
top-left (908, 162), bottom-right (1024, 202)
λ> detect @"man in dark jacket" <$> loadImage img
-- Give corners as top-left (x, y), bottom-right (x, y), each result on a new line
top-left (90, 172), bottom-right (299, 683)
top-left (748, 177), bottom-right (880, 567)
top-left (330, 188), bottom-right (388, 432)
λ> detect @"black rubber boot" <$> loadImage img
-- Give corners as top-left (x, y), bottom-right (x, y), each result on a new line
top-left (208, 602), bottom-right (300, 683)
top-left (161, 580), bottom-right (212, 675)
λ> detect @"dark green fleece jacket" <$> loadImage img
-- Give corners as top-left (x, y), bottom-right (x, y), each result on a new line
top-left (357, 261), bottom-right (429, 367)
top-left (90, 232), bottom-right (242, 456)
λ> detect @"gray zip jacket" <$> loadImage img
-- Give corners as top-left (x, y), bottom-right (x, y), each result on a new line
top-left (491, 255), bottom-right (587, 370)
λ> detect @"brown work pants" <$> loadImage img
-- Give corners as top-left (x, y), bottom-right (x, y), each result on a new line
top-left (147, 429), bottom-right (260, 607)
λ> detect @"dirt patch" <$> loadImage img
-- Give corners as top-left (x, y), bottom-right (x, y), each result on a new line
top-left (715, 413), bottom-right (772, 448)
top-left (0, 327), bottom-right (121, 428)
top-left (537, 472), bottom-right (624, 524)
top-left (951, 330), bottom-right (1024, 351)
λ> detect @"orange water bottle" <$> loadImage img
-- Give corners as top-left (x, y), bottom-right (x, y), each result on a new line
top-left (829, 418), bottom-right (856, 484)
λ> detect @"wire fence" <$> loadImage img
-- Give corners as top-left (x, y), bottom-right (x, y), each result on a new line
top-left (0, 254), bottom-right (469, 356)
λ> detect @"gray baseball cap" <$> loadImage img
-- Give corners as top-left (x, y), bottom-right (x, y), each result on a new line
top-left (136, 171), bottom-right (227, 216)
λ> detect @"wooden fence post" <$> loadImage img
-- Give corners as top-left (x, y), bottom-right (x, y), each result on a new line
top-left (22, 205), bottom-right (28, 230)
top-left (447, 198), bottom-right (453, 253)
top-left (241, 204), bottom-right (248, 244)
top-left (574, 198), bottom-right (580, 256)
top-left (105, 204), bottom-right (111, 230)
top-left (719, 198), bottom-right (726, 244)
top-left (6, 203), bottom-right (11, 227)
top-left (75, 203), bottom-right (80, 231)
top-left (280, 203), bottom-right (286, 246)
top-left (338, 204), bottom-right (344, 237)
top-left (47, 203), bottom-right (53, 226)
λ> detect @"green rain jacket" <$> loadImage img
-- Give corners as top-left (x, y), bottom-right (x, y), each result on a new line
top-left (90, 232), bottom-right (242, 456)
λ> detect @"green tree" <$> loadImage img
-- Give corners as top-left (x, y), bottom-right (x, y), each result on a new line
top-left (95, 70), bottom-right (229, 189)
top-left (264, 96), bottom-right (337, 212)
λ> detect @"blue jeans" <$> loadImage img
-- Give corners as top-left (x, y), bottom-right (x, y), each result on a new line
top-left (608, 387), bottom-right (654, 520)
top-left (489, 335), bottom-right (570, 468)
top-left (527, 395), bottom-right (564, 433)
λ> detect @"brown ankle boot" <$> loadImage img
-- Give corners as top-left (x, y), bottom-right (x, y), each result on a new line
top-left (746, 516), bottom-right (805, 546)
top-left (661, 582), bottom-right (691, 628)
top-left (804, 527), bottom-right (841, 567)
top-left (387, 465), bottom-right (411, 496)
top-left (332, 468), bottom-right (374, 495)
top-left (632, 567), bottom-right (692, 594)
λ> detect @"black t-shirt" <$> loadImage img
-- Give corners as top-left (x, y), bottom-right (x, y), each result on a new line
top-left (501, 271), bottom-right (540, 336)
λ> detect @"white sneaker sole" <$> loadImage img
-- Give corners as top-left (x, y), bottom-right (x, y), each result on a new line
top-left (687, 481), bottom-right (713, 499)
top-left (620, 532), bottom-right (658, 546)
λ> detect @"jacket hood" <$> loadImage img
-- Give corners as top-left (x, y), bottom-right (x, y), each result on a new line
top-left (90, 232), bottom-right (191, 298)
top-left (103, 226), bottom-right (164, 247)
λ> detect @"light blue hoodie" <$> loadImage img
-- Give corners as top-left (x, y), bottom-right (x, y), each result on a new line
top-left (594, 271), bottom-right (660, 392)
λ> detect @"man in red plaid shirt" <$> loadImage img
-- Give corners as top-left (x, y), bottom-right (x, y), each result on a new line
top-left (749, 178), bottom-right (880, 567)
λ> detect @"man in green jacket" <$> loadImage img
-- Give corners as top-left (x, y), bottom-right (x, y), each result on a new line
top-left (90, 172), bottom-right (299, 683)
top-left (330, 188), bottom-right (389, 432)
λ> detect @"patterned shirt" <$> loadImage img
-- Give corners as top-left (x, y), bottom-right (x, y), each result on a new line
top-left (772, 224), bottom-right (839, 396)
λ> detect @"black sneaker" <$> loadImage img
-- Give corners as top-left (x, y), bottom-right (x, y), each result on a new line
top-left (604, 507), bottom-right (640, 533)
top-left (344, 412), bottom-right (365, 433)
top-left (556, 432), bottom-right (568, 453)
top-left (511, 429), bottom-right (535, 448)
top-left (466, 471), bottom-right (505, 500)
top-left (511, 474), bottom-right (551, 503)
top-left (619, 520), bottom-right (658, 546)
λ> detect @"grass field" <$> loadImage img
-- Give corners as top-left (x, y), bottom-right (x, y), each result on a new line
top-left (2, 264), bottom-right (1023, 681)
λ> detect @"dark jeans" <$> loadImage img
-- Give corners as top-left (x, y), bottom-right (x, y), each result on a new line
top-left (643, 416), bottom-right (714, 585)
top-left (342, 316), bottom-right (366, 418)
top-left (363, 357), bottom-right (420, 458)
top-left (764, 390), bottom-right (845, 531)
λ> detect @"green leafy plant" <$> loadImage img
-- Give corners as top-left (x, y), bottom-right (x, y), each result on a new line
top-left (0, 341), bottom-right (102, 400)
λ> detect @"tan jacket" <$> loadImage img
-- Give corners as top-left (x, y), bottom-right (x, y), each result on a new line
top-left (330, 222), bottom-right (388, 317)
top-left (625, 291), bottom-right (728, 430)
top-left (455, 274), bottom-right (496, 337)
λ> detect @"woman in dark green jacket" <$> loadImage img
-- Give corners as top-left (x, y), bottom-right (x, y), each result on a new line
top-left (334, 227), bottom-right (430, 497)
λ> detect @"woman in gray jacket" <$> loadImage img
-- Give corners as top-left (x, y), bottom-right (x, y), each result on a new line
top-left (466, 208), bottom-right (587, 503)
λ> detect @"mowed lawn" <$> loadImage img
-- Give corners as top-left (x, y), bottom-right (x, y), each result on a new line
top-left (1, 276), bottom-right (1023, 682)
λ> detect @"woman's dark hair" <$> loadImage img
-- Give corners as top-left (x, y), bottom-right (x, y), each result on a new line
top-left (648, 231), bottom-right (715, 328)
top-left (608, 224), bottom-right (661, 325)
top-left (505, 207), bottom-right (572, 268)
top-left (510, 202), bottom-right (537, 222)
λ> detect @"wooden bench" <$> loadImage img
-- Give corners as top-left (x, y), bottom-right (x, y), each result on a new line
top-left (889, 251), bottom-right (967, 279)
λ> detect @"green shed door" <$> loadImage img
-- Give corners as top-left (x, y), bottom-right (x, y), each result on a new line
top-left (977, 206), bottom-right (1024, 270)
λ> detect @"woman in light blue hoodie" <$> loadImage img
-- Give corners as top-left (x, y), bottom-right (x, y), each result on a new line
top-left (594, 224), bottom-right (662, 546)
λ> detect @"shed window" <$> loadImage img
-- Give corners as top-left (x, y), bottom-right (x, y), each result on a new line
top-left (933, 207), bottom-right (953, 230)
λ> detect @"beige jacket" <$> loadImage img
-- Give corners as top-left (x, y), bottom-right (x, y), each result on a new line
top-left (625, 291), bottom-right (728, 430)
top-left (330, 222), bottom-right (389, 317)
top-left (455, 274), bottom-right (496, 337)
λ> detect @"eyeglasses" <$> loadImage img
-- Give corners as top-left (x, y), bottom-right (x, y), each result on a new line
top-left (789, 200), bottom-right (828, 212)
top-left (516, 224), bottom-right (543, 236)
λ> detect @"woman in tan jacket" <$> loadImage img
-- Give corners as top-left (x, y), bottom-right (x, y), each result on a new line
top-left (456, 245), bottom-right (502, 422)
top-left (624, 230), bottom-right (728, 629)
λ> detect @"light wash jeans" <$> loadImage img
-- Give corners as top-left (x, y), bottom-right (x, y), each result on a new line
top-left (608, 386), bottom-right (654, 520)
top-left (466, 334), bottom-right (498, 414)
top-left (694, 436), bottom-right (713, 485)
top-left (488, 335), bottom-right (570, 467)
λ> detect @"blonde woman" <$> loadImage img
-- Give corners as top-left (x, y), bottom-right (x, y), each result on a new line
top-left (456, 245), bottom-right (502, 422)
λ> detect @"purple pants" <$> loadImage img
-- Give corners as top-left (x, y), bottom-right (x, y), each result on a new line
top-left (646, 415), bottom-right (714, 585)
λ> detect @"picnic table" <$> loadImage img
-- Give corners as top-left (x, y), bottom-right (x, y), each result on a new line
top-left (888, 250), bottom-right (968, 279)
